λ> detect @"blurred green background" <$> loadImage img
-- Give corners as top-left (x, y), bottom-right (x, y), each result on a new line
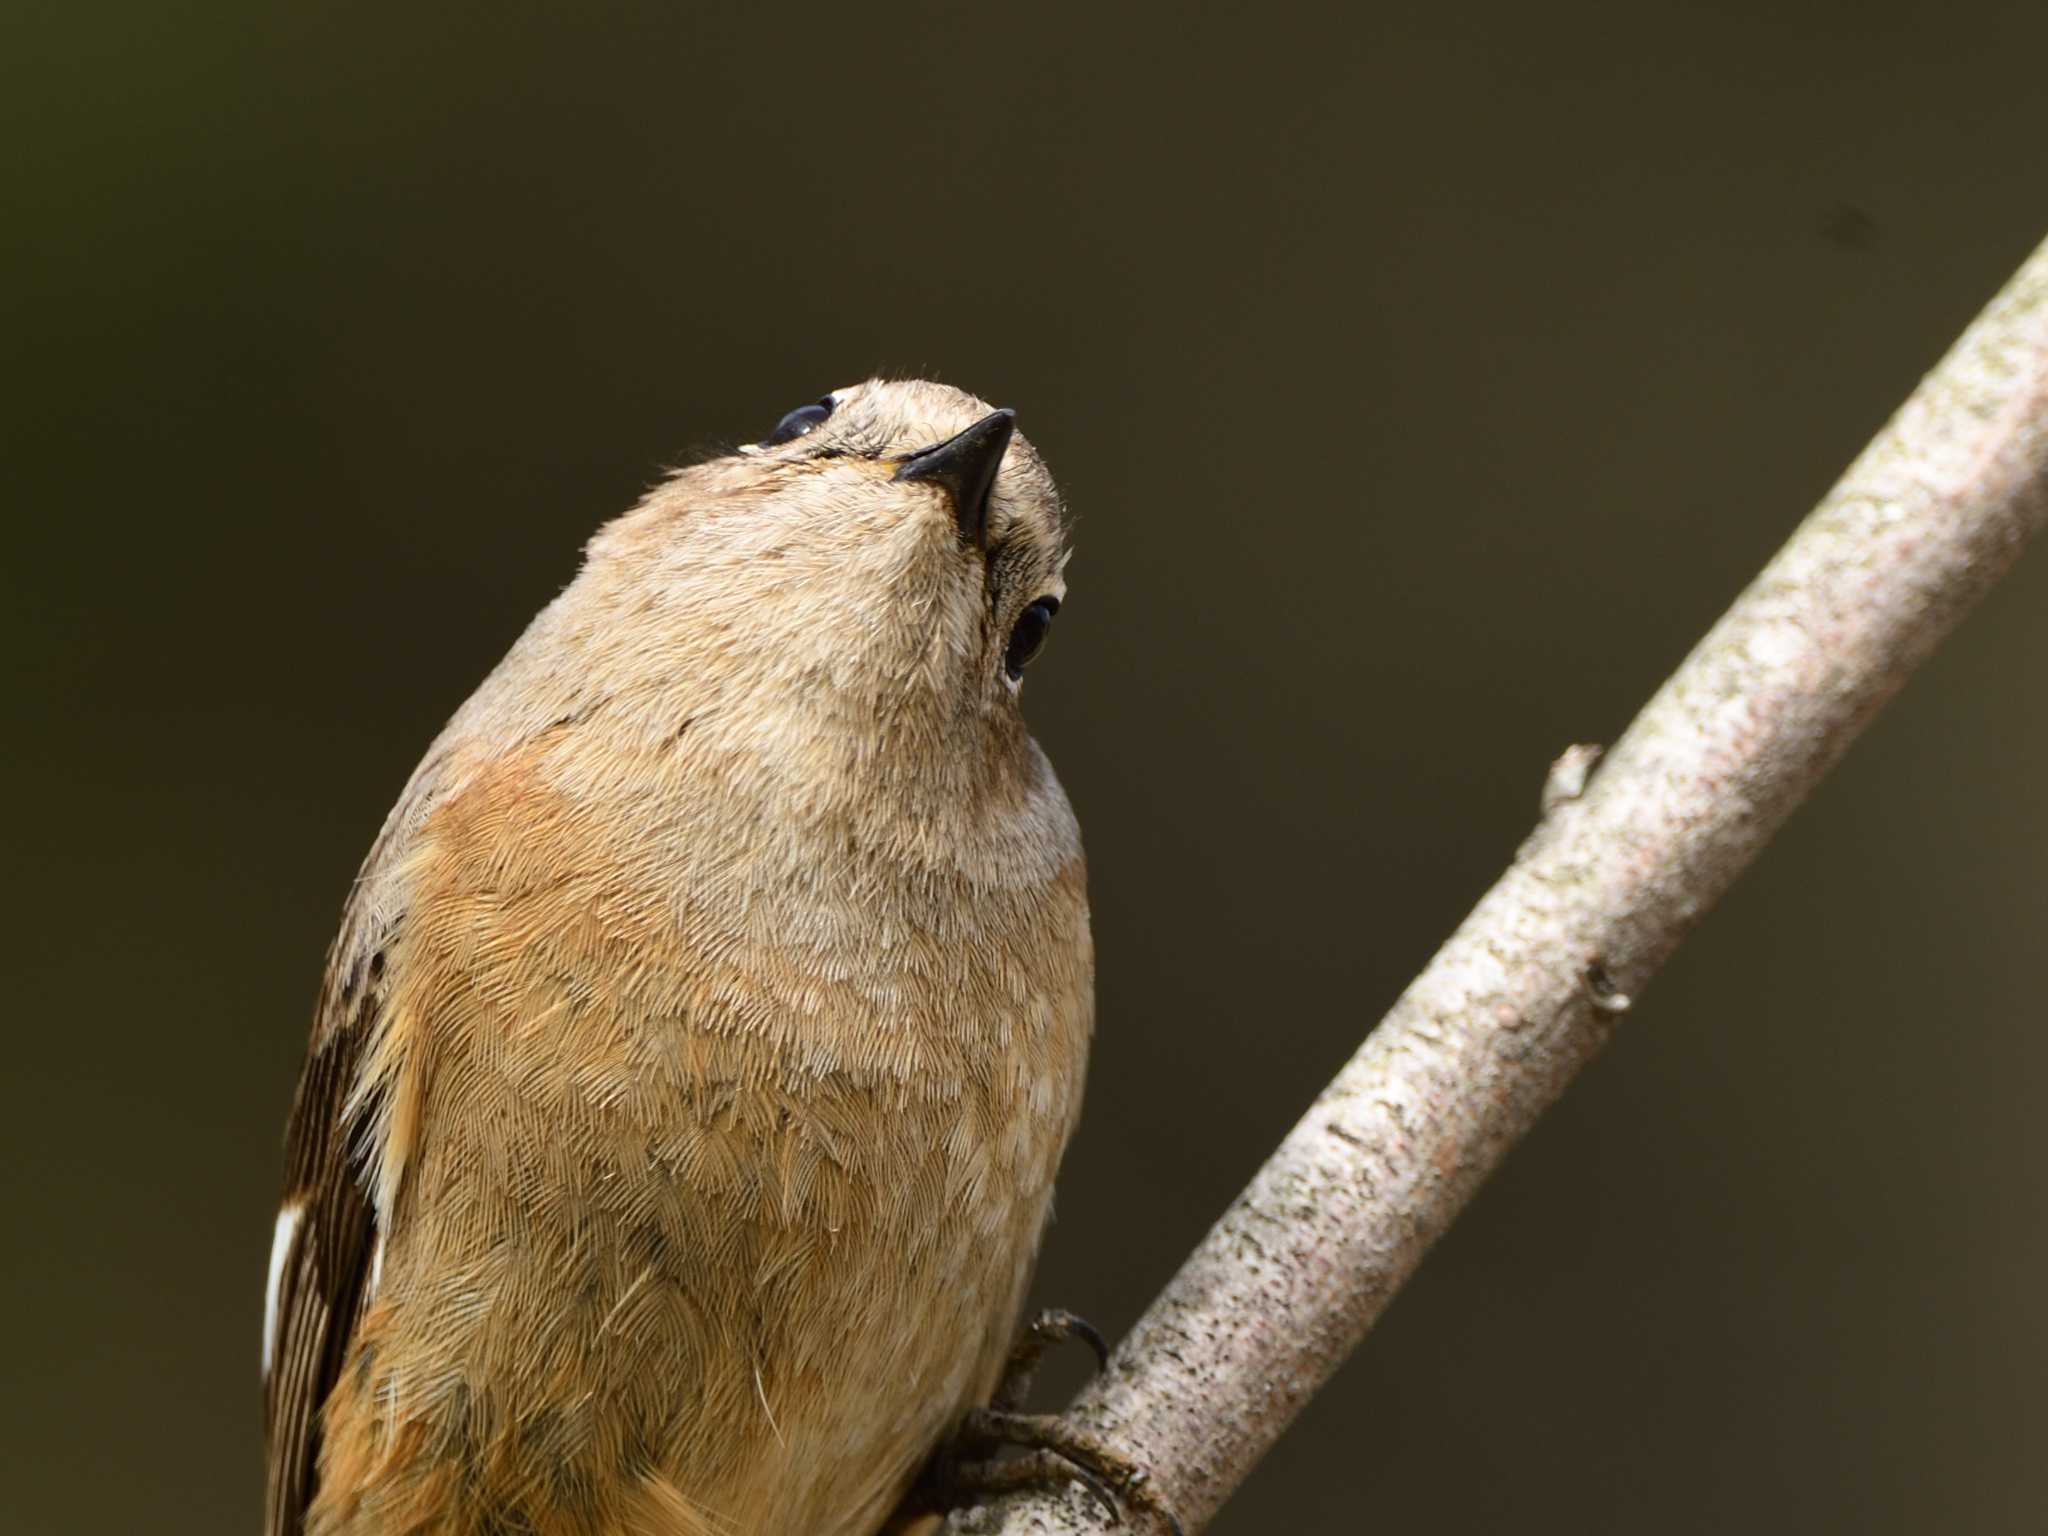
top-left (6, 2), bottom-right (2045, 1531)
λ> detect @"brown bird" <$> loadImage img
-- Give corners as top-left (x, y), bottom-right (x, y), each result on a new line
top-left (263, 381), bottom-right (1100, 1536)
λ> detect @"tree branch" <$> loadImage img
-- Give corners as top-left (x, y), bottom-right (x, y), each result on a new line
top-left (951, 233), bottom-right (2048, 1535)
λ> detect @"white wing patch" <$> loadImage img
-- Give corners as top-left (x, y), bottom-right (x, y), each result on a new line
top-left (263, 1203), bottom-right (303, 1378)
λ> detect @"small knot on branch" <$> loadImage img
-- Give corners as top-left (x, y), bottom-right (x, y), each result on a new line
top-left (1584, 960), bottom-right (1633, 1015)
top-left (1541, 743), bottom-right (1605, 814)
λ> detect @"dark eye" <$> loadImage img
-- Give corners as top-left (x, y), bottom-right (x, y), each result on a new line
top-left (1004, 597), bottom-right (1060, 682)
top-left (760, 396), bottom-right (834, 447)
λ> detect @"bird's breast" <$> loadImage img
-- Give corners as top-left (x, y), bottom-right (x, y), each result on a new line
top-left (321, 732), bottom-right (1093, 1534)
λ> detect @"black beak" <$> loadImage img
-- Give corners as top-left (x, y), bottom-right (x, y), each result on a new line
top-left (892, 408), bottom-right (1016, 549)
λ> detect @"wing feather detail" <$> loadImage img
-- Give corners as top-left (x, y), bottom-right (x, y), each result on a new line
top-left (262, 911), bottom-right (390, 1536)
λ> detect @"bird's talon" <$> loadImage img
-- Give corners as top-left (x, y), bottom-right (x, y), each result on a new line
top-left (993, 1306), bottom-right (1112, 1411)
top-left (954, 1408), bottom-right (1182, 1535)
top-left (1066, 1463), bottom-right (1123, 1525)
top-left (1054, 1311), bottom-right (1111, 1374)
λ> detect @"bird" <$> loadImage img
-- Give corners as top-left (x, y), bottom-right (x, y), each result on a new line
top-left (262, 380), bottom-right (1105, 1536)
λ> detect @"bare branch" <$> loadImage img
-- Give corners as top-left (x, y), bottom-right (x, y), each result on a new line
top-left (951, 233), bottom-right (2048, 1535)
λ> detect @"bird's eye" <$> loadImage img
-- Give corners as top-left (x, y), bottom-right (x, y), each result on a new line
top-left (760, 396), bottom-right (834, 447)
top-left (1004, 597), bottom-right (1060, 682)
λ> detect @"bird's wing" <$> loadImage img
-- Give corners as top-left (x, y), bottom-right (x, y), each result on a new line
top-left (262, 890), bottom-right (390, 1536)
top-left (263, 772), bottom-right (433, 1536)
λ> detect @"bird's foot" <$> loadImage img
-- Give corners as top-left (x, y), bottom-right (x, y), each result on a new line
top-left (990, 1308), bottom-right (1110, 1412)
top-left (904, 1440), bottom-right (1121, 1527)
top-left (893, 1309), bottom-right (1179, 1534)
top-left (910, 1408), bottom-right (1182, 1536)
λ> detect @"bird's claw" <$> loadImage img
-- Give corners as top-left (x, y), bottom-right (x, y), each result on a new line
top-left (946, 1407), bottom-right (1183, 1536)
top-left (992, 1307), bottom-right (1111, 1412)
top-left (895, 1310), bottom-right (1179, 1535)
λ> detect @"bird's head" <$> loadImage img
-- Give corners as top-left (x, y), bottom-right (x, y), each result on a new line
top-left (563, 379), bottom-right (1075, 831)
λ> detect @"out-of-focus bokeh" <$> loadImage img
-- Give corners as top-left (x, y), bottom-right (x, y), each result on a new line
top-left (7, 3), bottom-right (2044, 1531)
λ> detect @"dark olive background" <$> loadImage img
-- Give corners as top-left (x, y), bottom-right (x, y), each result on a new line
top-left (7, 3), bottom-right (2046, 1532)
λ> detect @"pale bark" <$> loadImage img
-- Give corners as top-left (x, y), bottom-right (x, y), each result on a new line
top-left (950, 233), bottom-right (2048, 1535)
